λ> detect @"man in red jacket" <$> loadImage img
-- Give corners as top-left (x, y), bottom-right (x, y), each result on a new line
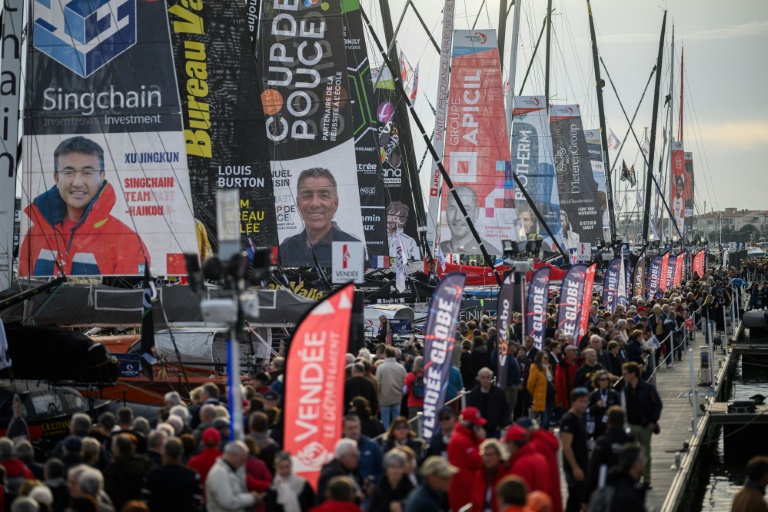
top-left (504, 426), bottom-right (550, 502)
top-left (447, 407), bottom-right (486, 512)
top-left (187, 428), bottom-right (222, 487)
top-left (517, 418), bottom-right (563, 512)
top-left (19, 136), bottom-right (149, 276)
top-left (556, 345), bottom-right (579, 410)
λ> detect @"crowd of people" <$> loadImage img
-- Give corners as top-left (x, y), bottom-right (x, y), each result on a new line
top-left (0, 258), bottom-right (765, 512)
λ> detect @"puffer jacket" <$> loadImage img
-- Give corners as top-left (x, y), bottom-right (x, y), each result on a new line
top-left (205, 458), bottom-right (256, 512)
top-left (526, 364), bottom-right (549, 412)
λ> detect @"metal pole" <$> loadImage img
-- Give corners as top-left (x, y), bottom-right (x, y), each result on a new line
top-left (505, 0), bottom-right (522, 132)
top-left (688, 347), bottom-right (698, 436)
top-left (667, 26), bottom-right (675, 242)
top-left (544, 0), bottom-right (553, 112)
top-left (498, 0), bottom-right (508, 72)
top-left (707, 318), bottom-right (715, 389)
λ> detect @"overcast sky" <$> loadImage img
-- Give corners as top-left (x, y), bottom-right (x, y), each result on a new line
top-left (364, 0), bottom-right (768, 214)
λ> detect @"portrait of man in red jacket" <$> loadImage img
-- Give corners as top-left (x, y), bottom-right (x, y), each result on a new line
top-left (19, 136), bottom-right (149, 276)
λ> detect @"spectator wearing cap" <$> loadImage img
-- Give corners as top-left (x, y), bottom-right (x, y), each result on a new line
top-left (187, 428), bottom-right (222, 489)
top-left (205, 441), bottom-right (263, 512)
top-left (447, 407), bottom-right (486, 512)
top-left (426, 407), bottom-right (457, 458)
top-left (103, 433), bottom-right (154, 511)
top-left (141, 437), bottom-right (203, 512)
top-left (344, 363), bottom-right (379, 415)
top-left (466, 368), bottom-right (510, 439)
top-left (369, 449), bottom-right (414, 512)
top-left (560, 388), bottom-right (590, 512)
top-left (375, 346), bottom-right (407, 429)
top-left (247, 412), bottom-right (279, 475)
top-left (316, 439), bottom-right (364, 506)
top-left (504, 426), bottom-right (549, 500)
top-left (403, 456), bottom-right (456, 512)
top-left (495, 475), bottom-right (529, 512)
top-left (470, 439), bottom-right (509, 512)
top-left (262, 390), bottom-right (280, 411)
top-left (342, 414), bottom-right (383, 482)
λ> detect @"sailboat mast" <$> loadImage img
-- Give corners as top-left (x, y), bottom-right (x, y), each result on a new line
top-left (641, 11), bottom-right (667, 244)
top-left (667, 26), bottom-right (675, 241)
top-left (505, 0), bottom-right (523, 132)
top-left (586, 1), bottom-right (617, 245)
top-left (498, 0), bottom-right (508, 72)
top-left (679, 48), bottom-right (684, 142)
top-left (544, 0), bottom-right (553, 112)
top-left (425, 0), bottom-right (456, 255)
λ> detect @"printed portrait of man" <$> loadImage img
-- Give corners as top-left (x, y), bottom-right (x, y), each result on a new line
top-left (387, 201), bottom-right (420, 261)
top-left (440, 185), bottom-right (502, 256)
top-left (278, 167), bottom-right (360, 267)
top-left (19, 136), bottom-right (149, 276)
top-left (671, 174), bottom-right (685, 226)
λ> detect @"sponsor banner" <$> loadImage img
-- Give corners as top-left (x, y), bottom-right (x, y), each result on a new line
top-left (674, 253), bottom-right (684, 286)
top-left (619, 257), bottom-right (629, 308)
top-left (525, 267), bottom-right (550, 350)
top-left (439, 30), bottom-right (516, 256)
top-left (585, 129), bottom-right (611, 241)
top-left (511, 96), bottom-right (563, 251)
top-left (0, 0), bottom-right (23, 290)
top-left (496, 272), bottom-right (515, 390)
top-left (20, 0), bottom-right (197, 277)
top-left (693, 249), bottom-right (705, 278)
top-left (557, 264), bottom-right (587, 338)
top-left (602, 258), bottom-right (622, 313)
top-left (647, 255), bottom-right (663, 300)
top-left (284, 284), bottom-right (355, 489)
top-left (660, 252), bottom-right (670, 292)
top-left (259, 2), bottom-right (365, 267)
top-left (579, 263), bottom-right (597, 338)
top-left (550, 105), bottom-right (604, 246)
top-left (332, 241), bottom-right (364, 284)
top-left (666, 252), bottom-right (677, 290)
top-left (342, 2), bottom-right (389, 259)
top-left (670, 141), bottom-right (685, 234)
top-left (422, 273), bottom-right (466, 441)
top-left (245, 0), bottom-right (261, 56)
top-left (684, 152), bottom-right (695, 239)
top-left (633, 256), bottom-right (646, 299)
top-left (371, 67), bottom-right (422, 259)
top-left (167, 0), bottom-right (278, 256)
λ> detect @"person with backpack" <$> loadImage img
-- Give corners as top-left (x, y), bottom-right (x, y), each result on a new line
top-left (403, 356), bottom-right (426, 419)
top-left (587, 444), bottom-right (647, 512)
top-left (582, 407), bottom-right (635, 508)
top-left (466, 367), bottom-right (510, 439)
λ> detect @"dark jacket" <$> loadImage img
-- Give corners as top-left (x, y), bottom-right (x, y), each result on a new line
top-left (470, 345), bottom-right (493, 378)
top-left (141, 463), bottom-right (204, 512)
top-left (344, 376), bottom-right (379, 413)
top-left (626, 339), bottom-right (646, 367)
top-left (730, 480), bottom-right (768, 512)
top-left (587, 388), bottom-right (621, 439)
top-left (623, 379), bottom-right (663, 427)
top-left (607, 470), bottom-right (647, 512)
top-left (316, 459), bottom-right (363, 505)
top-left (404, 483), bottom-right (450, 512)
top-left (370, 476), bottom-right (415, 512)
top-left (573, 362), bottom-right (605, 391)
top-left (460, 350), bottom-right (474, 389)
top-left (381, 436), bottom-right (425, 464)
top-left (103, 453), bottom-right (155, 512)
top-left (465, 384), bottom-right (510, 433)
top-left (583, 426), bottom-right (636, 504)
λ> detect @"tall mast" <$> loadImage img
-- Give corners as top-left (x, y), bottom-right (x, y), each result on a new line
top-left (641, 11), bottom-right (667, 245)
top-left (505, 0), bottom-right (523, 133)
top-left (498, 0), bottom-right (508, 72)
top-left (667, 26), bottom-right (675, 241)
top-left (587, 1), bottom-right (617, 245)
top-left (544, 0), bottom-right (553, 112)
top-left (679, 47), bottom-right (684, 142)
top-left (425, 0), bottom-right (456, 254)
top-left (378, 0), bottom-right (429, 253)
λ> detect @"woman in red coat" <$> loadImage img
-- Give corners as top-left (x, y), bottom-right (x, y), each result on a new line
top-left (403, 356), bottom-right (426, 418)
top-left (471, 439), bottom-right (509, 512)
top-left (447, 407), bottom-right (486, 512)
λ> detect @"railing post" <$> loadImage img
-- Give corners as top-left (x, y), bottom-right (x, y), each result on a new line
top-left (688, 347), bottom-right (698, 437)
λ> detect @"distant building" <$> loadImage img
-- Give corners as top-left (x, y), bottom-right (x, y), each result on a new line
top-left (692, 208), bottom-right (768, 243)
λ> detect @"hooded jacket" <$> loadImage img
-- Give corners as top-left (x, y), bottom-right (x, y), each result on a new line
top-left (529, 429), bottom-right (563, 512)
top-left (447, 423), bottom-right (483, 512)
top-left (507, 442), bottom-right (549, 498)
top-left (555, 359), bottom-right (579, 409)
top-left (19, 182), bottom-right (149, 276)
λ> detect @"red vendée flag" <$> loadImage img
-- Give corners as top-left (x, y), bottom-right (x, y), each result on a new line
top-left (674, 253), bottom-right (684, 286)
top-left (579, 264), bottom-right (597, 338)
top-left (284, 284), bottom-right (355, 490)
top-left (660, 252), bottom-right (670, 291)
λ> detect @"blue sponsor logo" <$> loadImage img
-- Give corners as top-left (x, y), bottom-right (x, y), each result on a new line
top-left (34, 0), bottom-right (137, 78)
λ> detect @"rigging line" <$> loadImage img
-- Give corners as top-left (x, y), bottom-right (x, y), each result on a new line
top-left (518, 13), bottom-right (548, 96)
top-left (361, 6), bottom-right (500, 281)
top-left (681, 74), bottom-right (719, 212)
top-left (471, 0), bottom-right (487, 30)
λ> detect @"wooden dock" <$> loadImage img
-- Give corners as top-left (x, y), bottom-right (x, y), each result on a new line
top-left (708, 402), bottom-right (768, 424)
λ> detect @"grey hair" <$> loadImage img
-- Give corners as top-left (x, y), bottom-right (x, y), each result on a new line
top-left (71, 413), bottom-right (92, 436)
top-left (199, 404), bottom-right (217, 422)
top-left (78, 467), bottom-right (104, 497)
top-left (383, 449), bottom-right (407, 468)
top-left (10, 497), bottom-right (39, 512)
top-left (170, 405), bottom-right (190, 423)
top-left (616, 319), bottom-right (627, 328)
top-left (81, 437), bottom-right (101, 462)
top-left (223, 440), bottom-right (248, 457)
top-left (334, 438), bottom-right (358, 459)
top-left (148, 430), bottom-right (167, 451)
top-left (132, 417), bottom-right (150, 436)
top-left (583, 348), bottom-right (596, 358)
top-left (164, 391), bottom-right (182, 406)
top-left (14, 440), bottom-right (33, 461)
top-left (274, 451), bottom-right (292, 466)
top-left (165, 415), bottom-right (183, 436)
top-left (0, 437), bottom-right (13, 459)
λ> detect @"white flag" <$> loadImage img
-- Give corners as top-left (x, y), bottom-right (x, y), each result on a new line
top-left (641, 135), bottom-right (650, 155)
top-left (635, 191), bottom-right (644, 209)
top-left (608, 130), bottom-right (621, 149)
top-left (396, 233), bottom-right (407, 293)
top-left (437, 245), bottom-right (446, 273)
top-left (0, 317), bottom-right (11, 371)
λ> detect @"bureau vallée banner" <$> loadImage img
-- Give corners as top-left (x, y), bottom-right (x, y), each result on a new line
top-left (258, 2), bottom-right (365, 268)
top-left (284, 284), bottom-right (354, 489)
top-left (670, 141), bottom-right (685, 236)
top-left (439, 30), bottom-right (516, 257)
top-left (342, 1), bottom-right (389, 261)
top-left (684, 152), bottom-right (695, 239)
top-left (20, 0), bottom-right (197, 277)
top-left (510, 96), bottom-right (563, 251)
top-left (166, 0), bottom-right (277, 256)
top-left (421, 273), bottom-right (466, 441)
top-left (526, 267), bottom-right (551, 350)
top-left (550, 105), bottom-right (604, 247)
top-left (584, 129), bottom-right (611, 242)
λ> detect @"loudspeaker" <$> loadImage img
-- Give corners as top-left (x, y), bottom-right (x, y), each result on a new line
top-left (348, 290), bottom-right (366, 355)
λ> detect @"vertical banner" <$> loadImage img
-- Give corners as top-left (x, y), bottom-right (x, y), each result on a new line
top-left (633, 256), bottom-right (646, 299)
top-left (660, 252), bottom-right (670, 292)
top-left (584, 129), bottom-right (611, 242)
top-left (259, 2), bottom-right (365, 267)
top-left (602, 258), bottom-right (622, 313)
top-left (683, 152), bottom-right (695, 240)
top-left (579, 264), bottom-right (597, 338)
top-left (167, 0), bottom-right (278, 259)
top-left (618, 257), bottom-right (629, 307)
top-left (550, 105), bottom-right (604, 246)
top-left (557, 264), bottom-right (587, 339)
top-left (693, 249), bottom-right (705, 277)
top-left (496, 272), bottom-right (515, 392)
top-left (439, 30), bottom-right (515, 256)
top-left (510, 96), bottom-right (563, 251)
top-left (674, 253), bottom-right (684, 286)
top-left (421, 273), bottom-right (466, 441)
top-left (647, 255), bottom-right (664, 300)
top-left (284, 284), bottom-right (355, 489)
top-left (0, 0), bottom-right (23, 289)
top-left (666, 253), bottom-right (677, 290)
top-left (20, 0), bottom-right (198, 277)
top-left (342, 2), bottom-right (389, 259)
top-left (525, 267), bottom-right (551, 350)
top-left (670, 141), bottom-right (685, 236)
